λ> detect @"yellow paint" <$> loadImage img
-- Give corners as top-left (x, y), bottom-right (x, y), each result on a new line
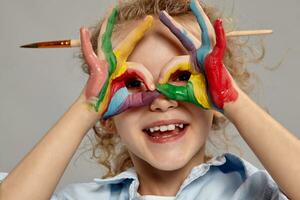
top-left (190, 73), bottom-right (212, 109)
top-left (159, 61), bottom-right (195, 84)
top-left (98, 83), bottom-right (112, 114)
top-left (112, 15), bottom-right (154, 81)
top-left (159, 61), bottom-right (212, 109)
top-left (114, 15), bottom-right (153, 63)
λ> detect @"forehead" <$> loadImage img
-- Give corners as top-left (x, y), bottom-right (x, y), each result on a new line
top-left (112, 18), bottom-right (189, 80)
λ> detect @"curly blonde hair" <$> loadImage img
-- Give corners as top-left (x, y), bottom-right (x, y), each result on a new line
top-left (79, 0), bottom-right (265, 178)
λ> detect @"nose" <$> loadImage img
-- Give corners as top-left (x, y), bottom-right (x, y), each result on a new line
top-left (150, 94), bottom-right (178, 112)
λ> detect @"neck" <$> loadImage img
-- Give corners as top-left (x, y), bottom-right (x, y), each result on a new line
top-left (130, 149), bottom-right (211, 196)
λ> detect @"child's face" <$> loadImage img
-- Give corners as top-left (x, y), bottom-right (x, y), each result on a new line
top-left (112, 18), bottom-right (214, 171)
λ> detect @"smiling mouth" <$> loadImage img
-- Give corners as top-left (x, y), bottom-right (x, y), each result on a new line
top-left (142, 123), bottom-right (189, 143)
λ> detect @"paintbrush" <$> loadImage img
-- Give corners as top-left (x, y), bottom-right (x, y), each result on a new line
top-left (20, 29), bottom-right (273, 48)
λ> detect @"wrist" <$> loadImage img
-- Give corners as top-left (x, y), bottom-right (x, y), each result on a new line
top-left (223, 87), bottom-right (250, 124)
top-left (72, 96), bottom-right (100, 130)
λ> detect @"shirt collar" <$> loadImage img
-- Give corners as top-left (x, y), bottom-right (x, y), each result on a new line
top-left (93, 153), bottom-right (245, 198)
top-left (93, 167), bottom-right (140, 199)
top-left (93, 154), bottom-right (227, 182)
top-left (176, 153), bottom-right (227, 194)
top-left (93, 167), bottom-right (138, 185)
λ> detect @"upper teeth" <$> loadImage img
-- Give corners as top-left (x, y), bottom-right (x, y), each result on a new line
top-left (146, 124), bottom-right (184, 133)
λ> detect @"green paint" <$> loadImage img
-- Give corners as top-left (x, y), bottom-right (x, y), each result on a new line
top-left (95, 79), bottom-right (110, 112)
top-left (102, 7), bottom-right (118, 76)
top-left (93, 7), bottom-right (119, 112)
top-left (156, 81), bottom-right (205, 109)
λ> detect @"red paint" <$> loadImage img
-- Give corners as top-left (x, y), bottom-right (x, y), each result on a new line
top-left (110, 69), bottom-right (151, 100)
top-left (204, 19), bottom-right (238, 109)
top-left (80, 28), bottom-right (109, 100)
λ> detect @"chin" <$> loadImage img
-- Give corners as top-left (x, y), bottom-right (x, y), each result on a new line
top-left (147, 155), bottom-right (192, 171)
top-left (145, 143), bottom-right (206, 172)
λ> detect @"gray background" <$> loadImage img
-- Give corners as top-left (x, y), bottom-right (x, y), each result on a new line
top-left (0, 0), bottom-right (299, 192)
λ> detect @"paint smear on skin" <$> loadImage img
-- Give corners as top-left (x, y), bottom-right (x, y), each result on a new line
top-left (95, 80), bottom-right (111, 113)
top-left (80, 27), bottom-right (109, 102)
top-left (159, 62), bottom-right (193, 84)
top-left (101, 57), bottom-right (153, 116)
top-left (115, 90), bottom-right (160, 116)
top-left (157, 61), bottom-right (212, 109)
top-left (103, 87), bottom-right (128, 119)
top-left (156, 83), bottom-right (189, 101)
top-left (159, 12), bottom-right (197, 52)
top-left (204, 19), bottom-right (238, 109)
top-left (190, 73), bottom-right (212, 109)
top-left (190, 0), bottom-right (211, 66)
top-left (204, 56), bottom-right (238, 109)
top-left (95, 13), bottom-right (154, 115)
top-left (92, 8), bottom-right (119, 113)
top-left (102, 67), bottom-right (156, 118)
top-left (156, 80), bottom-right (211, 109)
top-left (102, 8), bottom-right (118, 76)
top-left (158, 1), bottom-right (237, 110)
top-left (112, 15), bottom-right (153, 81)
top-left (102, 58), bottom-right (212, 118)
top-left (85, 60), bottom-right (108, 100)
top-left (104, 14), bottom-right (154, 109)
top-left (114, 15), bottom-right (154, 64)
top-left (103, 90), bottom-right (160, 119)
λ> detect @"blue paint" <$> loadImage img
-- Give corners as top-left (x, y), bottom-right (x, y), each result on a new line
top-left (103, 87), bottom-right (129, 119)
top-left (190, 0), bottom-right (211, 67)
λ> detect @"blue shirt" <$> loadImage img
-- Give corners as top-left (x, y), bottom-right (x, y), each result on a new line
top-left (0, 153), bottom-right (289, 199)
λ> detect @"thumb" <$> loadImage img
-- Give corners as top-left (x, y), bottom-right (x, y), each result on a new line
top-left (211, 19), bottom-right (226, 58)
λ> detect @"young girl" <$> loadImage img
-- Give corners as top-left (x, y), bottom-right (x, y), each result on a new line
top-left (1, 0), bottom-right (299, 199)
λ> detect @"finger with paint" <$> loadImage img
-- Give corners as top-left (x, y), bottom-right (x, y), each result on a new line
top-left (159, 0), bottom-right (216, 71)
top-left (81, 7), bottom-right (158, 119)
top-left (156, 55), bottom-right (212, 110)
top-left (101, 15), bottom-right (161, 119)
top-left (158, 0), bottom-right (238, 112)
top-left (204, 19), bottom-right (238, 110)
top-left (80, 7), bottom-right (119, 116)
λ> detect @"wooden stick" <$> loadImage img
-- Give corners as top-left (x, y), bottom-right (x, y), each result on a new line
top-left (227, 29), bottom-right (273, 37)
top-left (20, 29), bottom-right (273, 48)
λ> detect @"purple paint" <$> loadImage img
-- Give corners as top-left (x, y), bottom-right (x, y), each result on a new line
top-left (159, 11), bottom-right (196, 52)
top-left (105, 90), bottom-right (161, 118)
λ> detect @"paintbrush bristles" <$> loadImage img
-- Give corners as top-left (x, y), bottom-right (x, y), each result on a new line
top-left (21, 40), bottom-right (72, 48)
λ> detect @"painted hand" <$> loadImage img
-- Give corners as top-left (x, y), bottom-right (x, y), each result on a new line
top-left (157, 0), bottom-right (239, 112)
top-left (80, 7), bottom-right (159, 119)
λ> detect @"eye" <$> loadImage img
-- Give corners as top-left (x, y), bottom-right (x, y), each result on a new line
top-left (125, 78), bottom-right (141, 88)
top-left (169, 70), bottom-right (191, 85)
top-left (125, 77), bottom-right (146, 92)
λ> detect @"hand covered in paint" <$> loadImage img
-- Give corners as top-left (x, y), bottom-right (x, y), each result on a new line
top-left (203, 19), bottom-right (239, 111)
top-left (158, 0), bottom-right (238, 112)
top-left (80, 7), bottom-right (159, 119)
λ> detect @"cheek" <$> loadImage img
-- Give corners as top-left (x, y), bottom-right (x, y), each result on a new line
top-left (112, 114), bottom-right (129, 136)
top-left (112, 111), bottom-right (146, 157)
top-left (112, 109), bottom-right (143, 138)
top-left (183, 102), bottom-right (214, 134)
